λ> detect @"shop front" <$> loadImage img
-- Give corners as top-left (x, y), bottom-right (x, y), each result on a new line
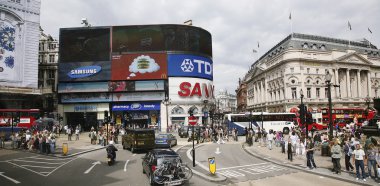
top-left (112, 102), bottom-right (161, 130)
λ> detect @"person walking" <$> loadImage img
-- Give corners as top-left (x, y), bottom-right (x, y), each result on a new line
top-left (367, 144), bottom-right (378, 180)
top-left (331, 139), bottom-right (342, 174)
top-left (75, 127), bottom-right (80, 141)
top-left (67, 127), bottom-right (72, 141)
top-left (343, 140), bottom-right (354, 171)
top-left (267, 129), bottom-right (274, 150)
top-left (352, 144), bottom-right (367, 181)
top-left (306, 138), bottom-right (317, 169)
top-left (287, 138), bottom-right (293, 162)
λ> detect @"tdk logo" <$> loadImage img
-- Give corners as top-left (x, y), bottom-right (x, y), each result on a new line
top-left (180, 59), bottom-right (212, 75)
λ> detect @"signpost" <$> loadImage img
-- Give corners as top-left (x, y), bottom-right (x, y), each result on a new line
top-left (208, 157), bottom-right (216, 175)
top-left (188, 115), bottom-right (197, 167)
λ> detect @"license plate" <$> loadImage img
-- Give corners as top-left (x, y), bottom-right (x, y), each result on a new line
top-left (165, 180), bottom-right (182, 186)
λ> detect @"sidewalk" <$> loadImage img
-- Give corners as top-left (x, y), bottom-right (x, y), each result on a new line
top-left (243, 140), bottom-right (379, 186)
top-left (1, 132), bottom-right (105, 158)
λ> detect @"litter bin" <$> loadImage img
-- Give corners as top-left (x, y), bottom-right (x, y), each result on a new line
top-left (62, 143), bottom-right (68, 156)
top-left (321, 142), bottom-right (330, 156)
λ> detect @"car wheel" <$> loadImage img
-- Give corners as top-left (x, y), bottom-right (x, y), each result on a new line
top-left (149, 173), bottom-right (155, 185)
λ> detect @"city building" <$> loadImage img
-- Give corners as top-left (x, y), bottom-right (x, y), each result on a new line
top-left (235, 78), bottom-right (247, 113)
top-left (0, 0), bottom-right (41, 109)
top-left (244, 33), bottom-right (380, 113)
top-left (216, 89), bottom-right (237, 114)
top-left (57, 24), bottom-right (214, 131)
top-left (38, 26), bottom-right (59, 113)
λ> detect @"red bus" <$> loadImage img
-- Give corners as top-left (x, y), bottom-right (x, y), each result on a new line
top-left (321, 108), bottom-right (376, 128)
top-left (0, 109), bottom-right (40, 128)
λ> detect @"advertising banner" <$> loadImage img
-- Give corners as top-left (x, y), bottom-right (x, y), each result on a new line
top-left (60, 27), bottom-right (110, 62)
top-left (111, 53), bottom-right (167, 80)
top-left (112, 92), bottom-right (165, 102)
top-left (108, 81), bottom-right (135, 92)
top-left (169, 77), bottom-right (214, 103)
top-left (168, 54), bottom-right (213, 80)
top-left (112, 102), bottom-right (160, 111)
top-left (135, 80), bottom-right (165, 91)
top-left (58, 82), bottom-right (109, 93)
top-left (59, 61), bottom-right (111, 82)
top-left (61, 93), bottom-right (112, 103)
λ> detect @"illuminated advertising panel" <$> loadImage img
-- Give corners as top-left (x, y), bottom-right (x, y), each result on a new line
top-left (168, 54), bottom-right (213, 80)
top-left (112, 25), bottom-right (212, 57)
top-left (59, 27), bottom-right (110, 62)
top-left (59, 61), bottom-right (111, 82)
top-left (135, 80), bottom-right (165, 91)
top-left (108, 81), bottom-right (135, 92)
top-left (112, 92), bottom-right (165, 102)
top-left (58, 82), bottom-right (109, 93)
top-left (112, 102), bottom-right (160, 111)
top-left (111, 53), bottom-right (167, 80)
top-left (168, 77), bottom-right (214, 103)
top-left (61, 93), bottom-right (112, 103)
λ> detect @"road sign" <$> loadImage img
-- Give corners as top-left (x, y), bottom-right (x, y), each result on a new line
top-left (208, 157), bottom-right (216, 174)
top-left (188, 116), bottom-right (197, 126)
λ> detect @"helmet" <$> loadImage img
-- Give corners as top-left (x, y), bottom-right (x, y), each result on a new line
top-left (109, 141), bottom-right (114, 145)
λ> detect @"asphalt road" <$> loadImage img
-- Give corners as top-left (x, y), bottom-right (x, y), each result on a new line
top-left (0, 144), bottom-right (211, 186)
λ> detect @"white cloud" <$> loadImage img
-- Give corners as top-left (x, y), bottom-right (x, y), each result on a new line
top-left (129, 55), bottom-right (160, 74)
top-left (40, 0), bottom-right (380, 94)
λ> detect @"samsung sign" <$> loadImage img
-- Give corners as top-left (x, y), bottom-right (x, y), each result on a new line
top-left (68, 66), bottom-right (102, 78)
top-left (112, 102), bottom-right (161, 111)
top-left (168, 54), bottom-right (213, 80)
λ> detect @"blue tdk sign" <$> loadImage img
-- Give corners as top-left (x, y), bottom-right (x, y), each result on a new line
top-left (168, 54), bottom-right (213, 80)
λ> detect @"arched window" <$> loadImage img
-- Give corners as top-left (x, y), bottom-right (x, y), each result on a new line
top-left (189, 106), bottom-right (199, 115)
top-left (171, 106), bottom-right (185, 114)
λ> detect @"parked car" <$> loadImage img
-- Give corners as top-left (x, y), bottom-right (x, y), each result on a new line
top-left (155, 133), bottom-right (177, 148)
top-left (142, 149), bottom-right (192, 185)
top-left (178, 126), bottom-right (189, 138)
top-left (122, 128), bottom-right (155, 153)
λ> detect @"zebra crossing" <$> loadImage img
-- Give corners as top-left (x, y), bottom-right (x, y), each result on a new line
top-left (7, 155), bottom-right (77, 176)
top-left (218, 163), bottom-right (289, 178)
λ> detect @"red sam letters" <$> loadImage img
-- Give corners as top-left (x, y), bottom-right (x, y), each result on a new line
top-left (178, 82), bottom-right (214, 98)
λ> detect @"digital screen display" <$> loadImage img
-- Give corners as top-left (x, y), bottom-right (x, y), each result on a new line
top-left (60, 27), bottom-right (111, 62)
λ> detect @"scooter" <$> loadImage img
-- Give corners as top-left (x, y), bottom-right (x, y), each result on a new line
top-left (106, 149), bottom-right (116, 166)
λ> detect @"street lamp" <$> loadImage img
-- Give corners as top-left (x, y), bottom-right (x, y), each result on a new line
top-left (300, 89), bottom-right (308, 138)
top-left (163, 96), bottom-right (170, 133)
top-left (325, 71), bottom-right (333, 141)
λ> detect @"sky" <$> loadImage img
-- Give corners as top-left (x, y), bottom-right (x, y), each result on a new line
top-left (40, 0), bottom-right (380, 95)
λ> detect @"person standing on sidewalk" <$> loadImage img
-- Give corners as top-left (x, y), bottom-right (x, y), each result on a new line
top-left (367, 143), bottom-right (378, 180)
top-left (331, 139), bottom-right (342, 174)
top-left (343, 140), bottom-right (354, 171)
top-left (75, 127), bottom-right (80, 141)
top-left (306, 137), bottom-right (317, 169)
top-left (353, 144), bottom-right (367, 181)
top-left (267, 129), bottom-right (274, 150)
top-left (287, 138), bottom-right (293, 162)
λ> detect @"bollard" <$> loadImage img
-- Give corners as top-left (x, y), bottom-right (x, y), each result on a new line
top-left (62, 143), bottom-right (68, 156)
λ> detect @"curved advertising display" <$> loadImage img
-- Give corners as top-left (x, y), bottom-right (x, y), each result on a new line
top-left (168, 54), bottom-right (213, 80)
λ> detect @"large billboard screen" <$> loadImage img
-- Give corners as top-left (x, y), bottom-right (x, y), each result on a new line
top-left (112, 25), bottom-right (212, 57)
top-left (168, 54), bottom-right (213, 80)
top-left (168, 77), bottom-right (214, 103)
top-left (58, 82), bottom-right (109, 93)
top-left (61, 93), bottom-right (112, 103)
top-left (59, 27), bottom-right (110, 62)
top-left (111, 53), bottom-right (167, 81)
top-left (58, 61), bottom-right (111, 82)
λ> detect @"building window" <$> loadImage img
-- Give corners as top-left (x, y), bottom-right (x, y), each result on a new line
top-left (312, 44), bottom-right (318, 49)
top-left (316, 69), bottom-right (319, 74)
top-left (316, 88), bottom-right (320, 98)
top-left (320, 45), bottom-right (326, 50)
top-left (48, 70), bottom-right (55, 79)
top-left (307, 68), bottom-right (310, 74)
top-left (290, 68), bottom-right (294, 73)
top-left (49, 55), bottom-right (55, 63)
top-left (291, 88), bottom-right (297, 99)
top-left (307, 88), bottom-right (311, 98)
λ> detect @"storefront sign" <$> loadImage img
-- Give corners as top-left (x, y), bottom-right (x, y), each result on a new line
top-left (74, 105), bottom-right (97, 112)
top-left (68, 65), bottom-right (102, 78)
top-left (168, 54), bottom-right (213, 80)
top-left (112, 102), bottom-right (160, 111)
top-left (59, 61), bottom-right (111, 82)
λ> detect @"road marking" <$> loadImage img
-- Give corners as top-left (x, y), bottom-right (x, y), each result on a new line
top-left (219, 170), bottom-right (245, 178)
top-left (21, 165), bottom-right (56, 169)
top-left (132, 154), bottom-right (136, 157)
top-left (0, 172), bottom-right (20, 184)
top-left (84, 161), bottom-right (101, 174)
top-left (124, 160), bottom-right (130, 172)
top-left (12, 159), bottom-right (63, 165)
top-left (218, 162), bottom-right (268, 170)
top-left (22, 156), bottom-right (71, 161)
top-left (215, 147), bottom-right (221, 154)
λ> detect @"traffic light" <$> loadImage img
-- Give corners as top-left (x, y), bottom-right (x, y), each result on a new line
top-left (104, 110), bottom-right (108, 122)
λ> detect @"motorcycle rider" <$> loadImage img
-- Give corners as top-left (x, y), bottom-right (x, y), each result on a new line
top-left (106, 141), bottom-right (118, 162)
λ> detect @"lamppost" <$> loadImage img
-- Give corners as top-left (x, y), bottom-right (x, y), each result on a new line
top-left (249, 110), bottom-right (253, 130)
top-left (163, 96), bottom-right (170, 133)
top-left (300, 89), bottom-right (308, 137)
top-left (325, 71), bottom-right (333, 141)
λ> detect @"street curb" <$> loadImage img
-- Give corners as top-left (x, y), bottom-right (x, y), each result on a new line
top-left (241, 143), bottom-right (373, 186)
top-left (175, 144), bottom-right (227, 182)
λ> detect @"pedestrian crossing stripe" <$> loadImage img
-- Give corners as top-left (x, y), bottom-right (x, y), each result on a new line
top-left (218, 164), bottom-right (288, 178)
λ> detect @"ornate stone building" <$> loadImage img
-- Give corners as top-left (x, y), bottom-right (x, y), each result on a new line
top-left (216, 89), bottom-right (237, 114)
top-left (235, 78), bottom-right (247, 113)
top-left (244, 33), bottom-right (380, 112)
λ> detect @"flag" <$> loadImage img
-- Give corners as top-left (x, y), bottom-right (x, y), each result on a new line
top-left (368, 27), bottom-right (372, 34)
top-left (289, 13), bottom-right (292, 20)
top-left (348, 21), bottom-right (352, 30)
top-left (257, 42), bottom-right (260, 48)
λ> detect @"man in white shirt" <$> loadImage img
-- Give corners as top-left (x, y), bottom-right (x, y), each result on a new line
top-left (352, 144), bottom-right (367, 181)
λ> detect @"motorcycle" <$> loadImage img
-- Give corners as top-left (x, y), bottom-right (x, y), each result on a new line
top-left (106, 150), bottom-right (115, 166)
top-left (106, 142), bottom-right (117, 166)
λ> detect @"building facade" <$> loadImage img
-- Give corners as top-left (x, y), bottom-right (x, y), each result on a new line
top-left (0, 0), bottom-right (41, 109)
top-left (38, 26), bottom-right (59, 113)
top-left (57, 25), bottom-right (214, 131)
top-left (215, 89), bottom-right (237, 114)
top-left (245, 33), bottom-right (380, 113)
top-left (235, 78), bottom-right (247, 113)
